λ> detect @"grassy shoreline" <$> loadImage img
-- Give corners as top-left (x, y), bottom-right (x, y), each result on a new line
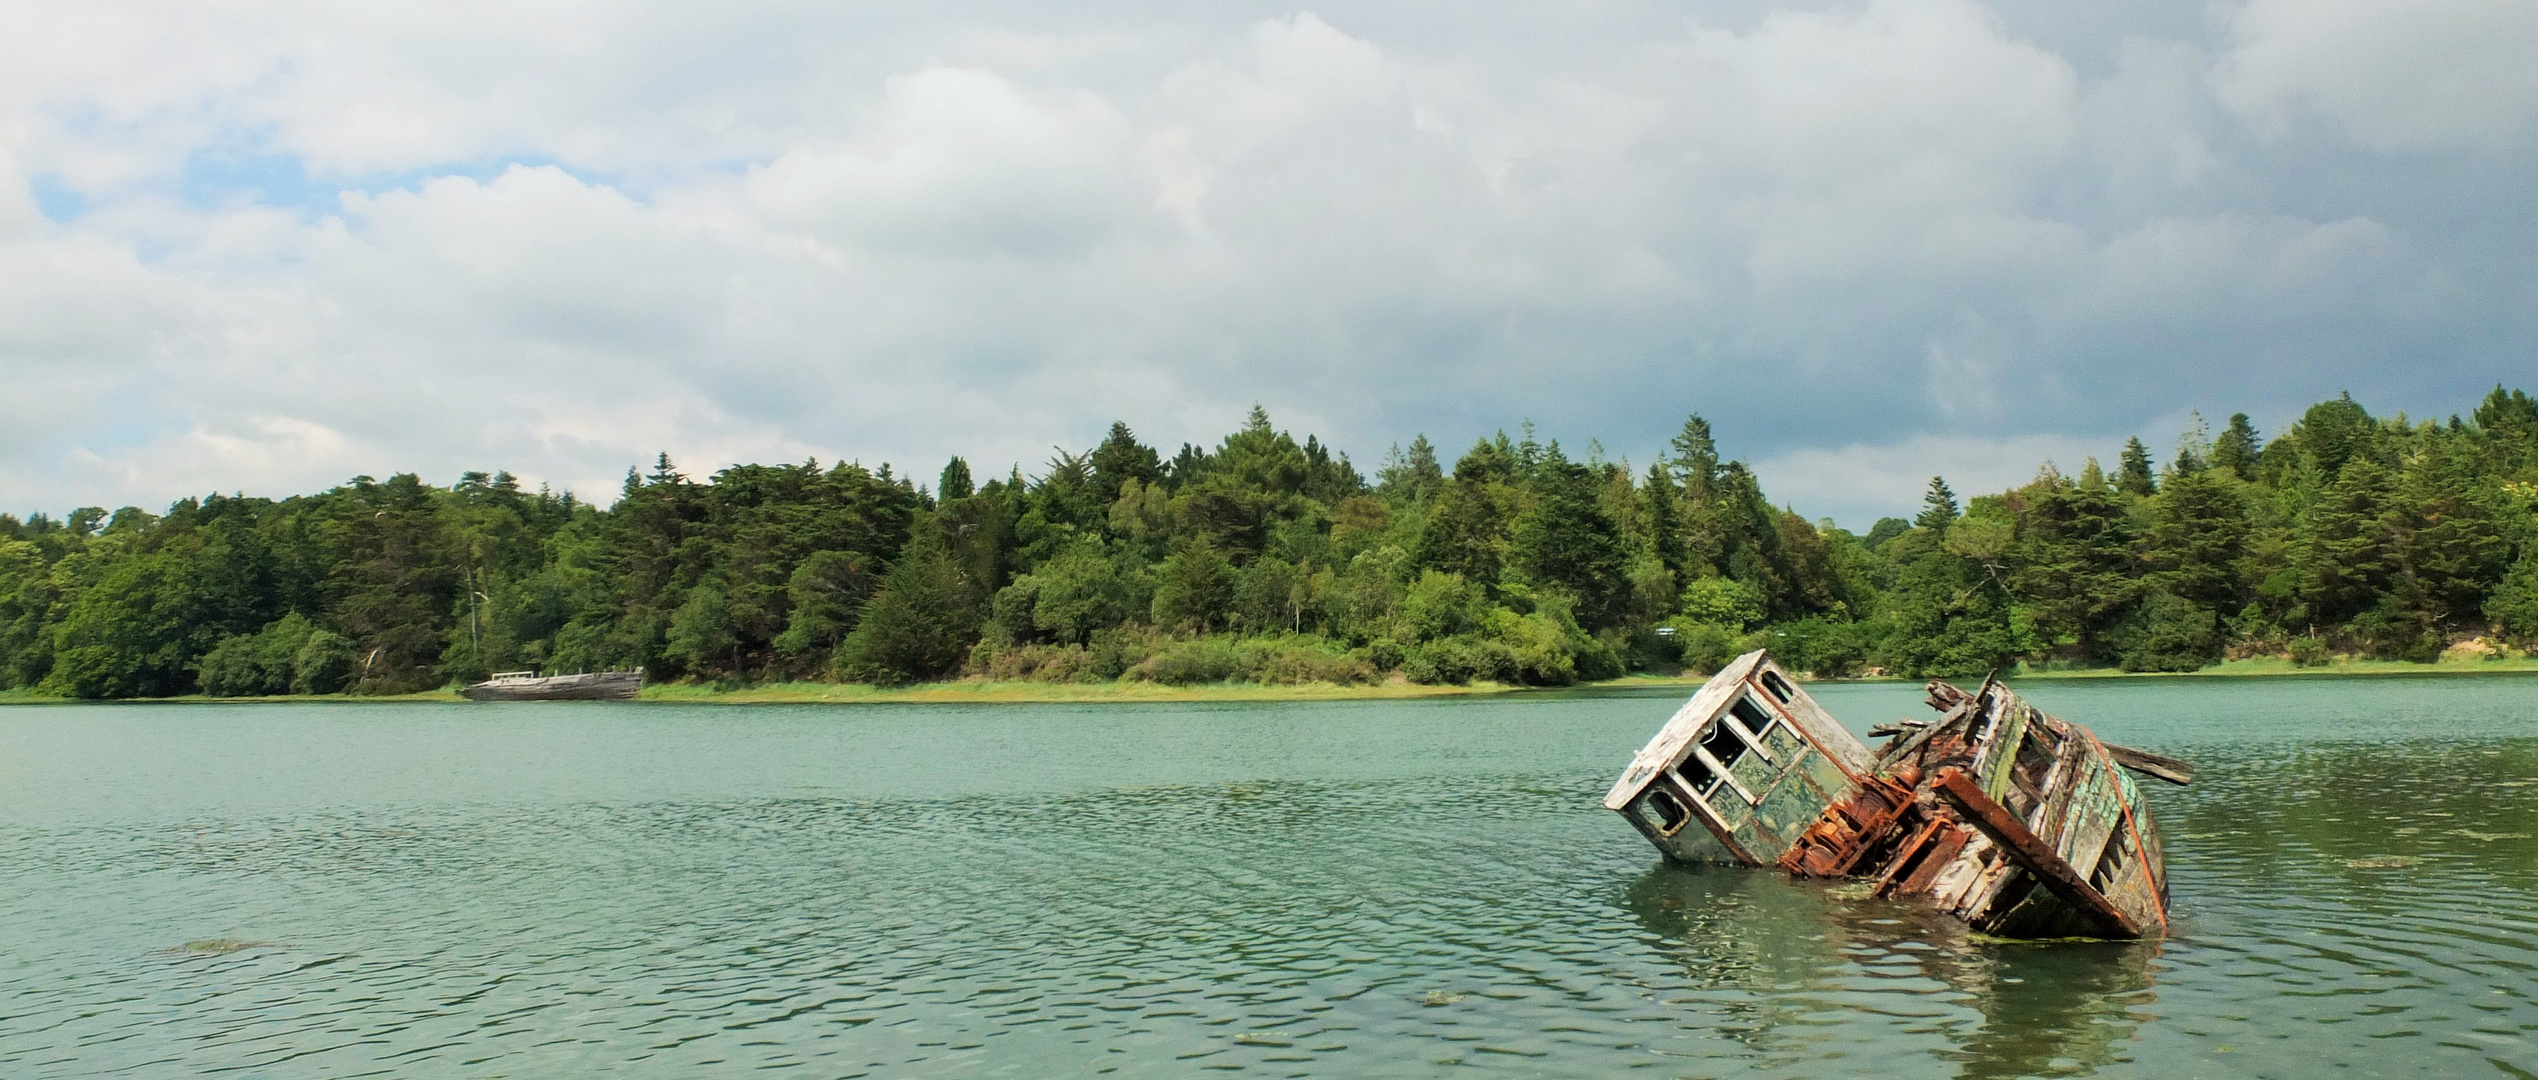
top-left (4, 656), bottom-right (2537, 706)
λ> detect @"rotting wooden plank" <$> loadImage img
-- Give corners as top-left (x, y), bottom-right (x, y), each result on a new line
top-left (2103, 743), bottom-right (2194, 786)
top-left (1876, 701), bottom-right (1970, 769)
top-left (2027, 724), bottom-right (2093, 838)
top-left (1933, 767), bottom-right (2142, 939)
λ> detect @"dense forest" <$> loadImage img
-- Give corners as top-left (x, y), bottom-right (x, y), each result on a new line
top-left (4, 389), bottom-right (2537, 699)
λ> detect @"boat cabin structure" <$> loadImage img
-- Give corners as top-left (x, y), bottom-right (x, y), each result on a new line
top-left (1607, 651), bottom-right (2187, 940)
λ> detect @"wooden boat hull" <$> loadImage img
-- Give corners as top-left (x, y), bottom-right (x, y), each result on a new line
top-left (460, 671), bottom-right (643, 702)
top-left (1609, 652), bottom-right (2177, 940)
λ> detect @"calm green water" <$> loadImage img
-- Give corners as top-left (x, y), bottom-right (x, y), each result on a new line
top-left (0, 678), bottom-right (2532, 1079)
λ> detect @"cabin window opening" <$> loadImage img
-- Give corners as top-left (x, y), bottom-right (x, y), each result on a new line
top-left (1728, 695), bottom-right (1777, 742)
top-left (1698, 718), bottom-right (1751, 768)
top-left (1675, 753), bottom-right (1720, 796)
top-left (1759, 670), bottom-right (1796, 704)
top-left (1641, 788), bottom-right (1690, 835)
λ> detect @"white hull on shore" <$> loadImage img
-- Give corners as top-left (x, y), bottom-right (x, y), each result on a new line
top-left (460, 670), bottom-right (643, 702)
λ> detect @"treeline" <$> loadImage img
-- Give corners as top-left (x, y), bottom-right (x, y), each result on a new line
top-left (4, 391), bottom-right (2537, 699)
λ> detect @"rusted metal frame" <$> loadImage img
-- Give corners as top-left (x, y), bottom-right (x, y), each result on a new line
top-left (1932, 767), bottom-right (2143, 939)
top-left (1869, 817), bottom-right (1948, 897)
top-left (1829, 778), bottom-right (1916, 876)
top-left (1898, 828), bottom-right (1971, 897)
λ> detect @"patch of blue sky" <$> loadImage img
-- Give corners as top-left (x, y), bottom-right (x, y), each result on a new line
top-left (179, 147), bottom-right (656, 217)
top-left (29, 175), bottom-right (86, 223)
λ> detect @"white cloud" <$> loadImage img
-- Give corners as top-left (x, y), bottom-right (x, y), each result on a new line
top-left (0, 2), bottom-right (2528, 516)
top-left (1753, 432), bottom-right (2107, 528)
top-left (2216, 0), bottom-right (2538, 150)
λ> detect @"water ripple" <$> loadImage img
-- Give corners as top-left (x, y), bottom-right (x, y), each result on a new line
top-left (0, 682), bottom-right (2534, 1077)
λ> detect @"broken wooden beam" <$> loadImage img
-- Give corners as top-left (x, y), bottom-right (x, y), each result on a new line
top-left (2102, 743), bottom-right (2193, 786)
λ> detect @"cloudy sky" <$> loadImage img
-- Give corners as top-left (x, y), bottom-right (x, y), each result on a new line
top-left (4, 0), bottom-right (2533, 527)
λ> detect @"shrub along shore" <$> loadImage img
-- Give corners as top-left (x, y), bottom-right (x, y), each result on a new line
top-left (4, 388), bottom-right (2537, 701)
top-left (4, 651), bottom-right (2536, 707)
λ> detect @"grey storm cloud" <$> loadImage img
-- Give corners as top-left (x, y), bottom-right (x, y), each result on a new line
top-left (1, 0), bottom-right (2532, 527)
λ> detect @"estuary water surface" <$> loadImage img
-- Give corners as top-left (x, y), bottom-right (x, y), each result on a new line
top-left (0, 677), bottom-right (2532, 1078)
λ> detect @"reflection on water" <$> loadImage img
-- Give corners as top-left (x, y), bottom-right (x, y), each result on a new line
top-left (0, 677), bottom-right (2531, 1077)
top-left (1624, 862), bottom-right (2159, 1079)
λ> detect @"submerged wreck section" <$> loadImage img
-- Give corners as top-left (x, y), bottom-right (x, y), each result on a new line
top-left (1607, 651), bottom-right (2185, 940)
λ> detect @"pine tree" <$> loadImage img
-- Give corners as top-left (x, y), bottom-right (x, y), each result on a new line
top-left (2141, 466), bottom-right (2246, 611)
top-left (2211, 413), bottom-right (2260, 480)
top-left (1088, 422), bottom-right (1163, 501)
top-left (937, 457), bottom-right (974, 501)
top-left (2293, 456), bottom-right (2398, 624)
top-left (2117, 438), bottom-right (2157, 496)
top-left (1376, 435), bottom-right (1445, 503)
top-left (835, 535), bottom-right (980, 685)
top-left (1512, 458), bottom-right (1629, 629)
top-left (1915, 477), bottom-right (1960, 533)
top-left (1670, 414), bottom-right (1720, 502)
top-left (1414, 442), bottom-right (1516, 587)
top-left (1642, 461), bottom-right (1686, 575)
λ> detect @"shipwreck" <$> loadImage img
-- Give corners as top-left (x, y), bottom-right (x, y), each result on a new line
top-left (459, 670), bottom-right (644, 702)
top-left (1606, 650), bottom-right (2189, 939)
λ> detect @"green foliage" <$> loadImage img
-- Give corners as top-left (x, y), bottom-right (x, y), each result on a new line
top-left (1510, 454), bottom-right (1628, 628)
top-left (1150, 537), bottom-right (1235, 632)
top-left (1128, 634), bottom-right (1374, 686)
top-left (7, 388), bottom-right (2535, 696)
top-left (197, 614), bottom-right (323, 696)
top-left (2102, 591), bottom-right (2222, 672)
top-left (1678, 576), bottom-right (1765, 628)
top-left (1661, 619), bottom-right (1747, 675)
top-left (834, 538), bottom-right (979, 685)
top-left (1878, 548), bottom-right (2025, 679)
top-left (2490, 553), bottom-right (2538, 643)
top-left (2212, 413), bottom-right (2261, 479)
top-left (2117, 438), bottom-right (2157, 496)
top-left (1915, 477), bottom-right (1959, 533)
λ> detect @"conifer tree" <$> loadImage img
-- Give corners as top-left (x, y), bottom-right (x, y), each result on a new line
top-left (1642, 461), bottom-right (1686, 575)
top-left (1670, 414), bottom-right (1721, 502)
top-left (1915, 477), bottom-right (1960, 533)
top-left (1088, 422), bottom-right (1162, 501)
top-left (1512, 457), bottom-right (1628, 629)
top-left (2117, 438), bottom-right (2157, 495)
top-left (937, 457), bottom-right (974, 501)
top-left (2211, 414), bottom-right (2260, 479)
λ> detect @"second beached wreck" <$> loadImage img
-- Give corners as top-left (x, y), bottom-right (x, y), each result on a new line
top-left (1606, 650), bottom-right (2190, 939)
